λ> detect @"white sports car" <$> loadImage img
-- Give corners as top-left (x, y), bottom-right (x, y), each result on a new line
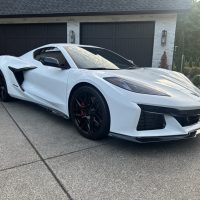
top-left (1, 44), bottom-right (200, 142)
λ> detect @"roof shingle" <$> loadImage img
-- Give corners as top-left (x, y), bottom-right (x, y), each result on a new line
top-left (0, 0), bottom-right (192, 17)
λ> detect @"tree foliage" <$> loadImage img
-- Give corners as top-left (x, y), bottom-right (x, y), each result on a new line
top-left (174, 0), bottom-right (200, 70)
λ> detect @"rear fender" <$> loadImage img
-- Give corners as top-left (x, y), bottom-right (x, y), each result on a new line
top-left (0, 56), bottom-right (37, 94)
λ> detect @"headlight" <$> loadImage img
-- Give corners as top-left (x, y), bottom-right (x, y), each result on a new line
top-left (104, 77), bottom-right (169, 96)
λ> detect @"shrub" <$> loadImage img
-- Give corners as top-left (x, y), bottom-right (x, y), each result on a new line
top-left (192, 75), bottom-right (200, 88)
top-left (189, 67), bottom-right (200, 79)
top-left (182, 66), bottom-right (200, 79)
top-left (160, 51), bottom-right (169, 69)
top-left (183, 67), bottom-right (192, 78)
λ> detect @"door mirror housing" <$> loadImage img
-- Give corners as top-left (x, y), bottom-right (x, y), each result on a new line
top-left (42, 57), bottom-right (61, 68)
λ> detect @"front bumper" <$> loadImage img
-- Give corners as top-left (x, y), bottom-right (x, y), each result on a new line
top-left (110, 104), bottom-right (200, 143)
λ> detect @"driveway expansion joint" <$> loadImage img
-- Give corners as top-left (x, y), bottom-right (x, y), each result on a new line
top-left (0, 160), bottom-right (41, 173)
top-left (1, 103), bottom-right (74, 200)
top-left (45, 142), bottom-right (110, 161)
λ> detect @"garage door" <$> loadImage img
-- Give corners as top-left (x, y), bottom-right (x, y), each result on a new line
top-left (0, 23), bottom-right (67, 56)
top-left (80, 22), bottom-right (155, 67)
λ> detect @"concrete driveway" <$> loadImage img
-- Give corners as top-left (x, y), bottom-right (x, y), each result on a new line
top-left (1, 101), bottom-right (200, 200)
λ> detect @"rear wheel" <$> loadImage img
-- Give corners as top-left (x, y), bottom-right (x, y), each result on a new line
top-left (0, 73), bottom-right (11, 102)
top-left (70, 86), bottom-right (110, 140)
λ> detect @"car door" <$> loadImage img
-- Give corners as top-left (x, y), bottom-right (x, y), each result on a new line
top-left (22, 47), bottom-right (71, 113)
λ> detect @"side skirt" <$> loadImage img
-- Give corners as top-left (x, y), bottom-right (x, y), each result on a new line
top-left (37, 103), bottom-right (69, 119)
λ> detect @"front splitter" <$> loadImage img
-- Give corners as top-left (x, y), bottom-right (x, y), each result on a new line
top-left (110, 131), bottom-right (199, 143)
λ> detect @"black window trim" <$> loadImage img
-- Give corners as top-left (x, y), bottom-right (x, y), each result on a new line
top-left (33, 47), bottom-right (71, 69)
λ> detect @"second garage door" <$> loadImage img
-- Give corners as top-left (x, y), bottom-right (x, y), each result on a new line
top-left (0, 23), bottom-right (67, 56)
top-left (80, 22), bottom-right (155, 67)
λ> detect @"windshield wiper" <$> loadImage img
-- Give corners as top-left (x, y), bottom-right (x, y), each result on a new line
top-left (128, 67), bottom-right (136, 69)
top-left (128, 65), bottom-right (138, 69)
top-left (86, 68), bottom-right (119, 70)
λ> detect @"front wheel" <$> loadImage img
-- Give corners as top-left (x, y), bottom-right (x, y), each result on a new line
top-left (70, 86), bottom-right (110, 140)
top-left (0, 74), bottom-right (11, 102)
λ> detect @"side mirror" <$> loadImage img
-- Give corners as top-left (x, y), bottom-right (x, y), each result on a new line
top-left (42, 57), bottom-right (60, 68)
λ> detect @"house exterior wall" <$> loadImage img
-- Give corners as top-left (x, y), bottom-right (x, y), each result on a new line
top-left (0, 13), bottom-right (177, 69)
top-left (152, 15), bottom-right (177, 69)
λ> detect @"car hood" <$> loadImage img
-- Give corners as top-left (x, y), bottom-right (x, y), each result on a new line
top-left (95, 68), bottom-right (200, 101)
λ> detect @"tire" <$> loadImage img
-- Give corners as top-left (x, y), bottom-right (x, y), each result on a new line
top-left (0, 73), bottom-right (12, 102)
top-left (70, 86), bottom-right (110, 140)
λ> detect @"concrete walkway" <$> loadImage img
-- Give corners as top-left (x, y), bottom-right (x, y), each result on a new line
top-left (1, 101), bottom-right (200, 200)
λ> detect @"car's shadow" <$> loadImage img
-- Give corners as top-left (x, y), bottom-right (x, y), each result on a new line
top-left (4, 100), bottom-right (200, 158)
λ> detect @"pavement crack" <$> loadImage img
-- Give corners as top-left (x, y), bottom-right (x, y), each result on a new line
top-left (45, 142), bottom-right (110, 161)
top-left (1, 103), bottom-right (74, 200)
top-left (0, 160), bottom-right (41, 173)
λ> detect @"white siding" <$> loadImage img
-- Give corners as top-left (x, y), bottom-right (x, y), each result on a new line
top-left (67, 22), bottom-right (80, 44)
top-left (152, 15), bottom-right (177, 69)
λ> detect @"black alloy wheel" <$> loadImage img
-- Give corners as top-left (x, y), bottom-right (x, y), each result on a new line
top-left (0, 73), bottom-right (11, 102)
top-left (70, 86), bottom-right (110, 140)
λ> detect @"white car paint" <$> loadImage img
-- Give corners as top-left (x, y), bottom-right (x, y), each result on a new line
top-left (1, 43), bottom-right (200, 142)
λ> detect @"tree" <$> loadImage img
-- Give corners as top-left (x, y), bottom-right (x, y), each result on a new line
top-left (174, 0), bottom-right (200, 70)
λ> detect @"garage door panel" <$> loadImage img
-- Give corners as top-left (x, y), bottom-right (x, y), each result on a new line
top-left (116, 23), bottom-right (154, 38)
top-left (0, 27), bottom-right (3, 34)
top-left (136, 39), bottom-right (154, 66)
top-left (82, 38), bottom-right (115, 50)
top-left (0, 28), bottom-right (4, 54)
top-left (115, 23), bottom-right (148, 38)
top-left (81, 22), bottom-right (155, 67)
top-left (115, 39), bottom-right (143, 64)
top-left (4, 25), bottom-right (27, 37)
top-left (27, 25), bottom-right (47, 37)
top-left (0, 23), bottom-right (67, 56)
top-left (0, 42), bottom-right (5, 55)
top-left (115, 38), bottom-right (154, 66)
top-left (46, 37), bottom-right (67, 43)
top-left (47, 24), bottom-right (67, 37)
top-left (118, 39), bottom-right (152, 65)
top-left (81, 23), bottom-right (114, 38)
top-left (5, 38), bottom-right (28, 56)
top-left (27, 38), bottom-right (48, 50)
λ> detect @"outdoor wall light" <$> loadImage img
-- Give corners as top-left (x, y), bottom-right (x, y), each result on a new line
top-left (69, 30), bottom-right (76, 44)
top-left (161, 30), bottom-right (167, 46)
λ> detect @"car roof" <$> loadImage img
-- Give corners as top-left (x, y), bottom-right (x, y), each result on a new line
top-left (41, 43), bottom-right (102, 49)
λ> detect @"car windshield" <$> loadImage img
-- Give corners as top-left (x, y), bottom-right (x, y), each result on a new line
top-left (64, 46), bottom-right (136, 70)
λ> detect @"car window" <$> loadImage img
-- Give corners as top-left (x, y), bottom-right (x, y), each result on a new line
top-left (83, 47), bottom-right (135, 69)
top-left (34, 47), bottom-right (70, 68)
top-left (64, 46), bottom-right (136, 70)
